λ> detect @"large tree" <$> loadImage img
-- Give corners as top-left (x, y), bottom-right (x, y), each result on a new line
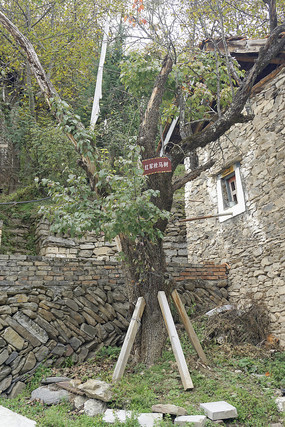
top-left (1, 1), bottom-right (285, 365)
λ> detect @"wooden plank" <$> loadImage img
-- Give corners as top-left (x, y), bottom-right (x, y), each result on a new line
top-left (251, 65), bottom-right (285, 95)
top-left (171, 290), bottom-right (208, 365)
top-left (180, 212), bottom-right (233, 222)
top-left (112, 297), bottom-right (146, 383)
top-left (157, 291), bottom-right (194, 390)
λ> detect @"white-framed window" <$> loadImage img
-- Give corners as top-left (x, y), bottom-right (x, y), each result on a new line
top-left (217, 162), bottom-right (246, 222)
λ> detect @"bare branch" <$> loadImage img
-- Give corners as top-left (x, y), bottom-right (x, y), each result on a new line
top-left (172, 159), bottom-right (215, 191)
top-left (0, 10), bottom-right (97, 187)
top-left (138, 55), bottom-right (173, 159)
top-left (0, 11), bottom-right (57, 102)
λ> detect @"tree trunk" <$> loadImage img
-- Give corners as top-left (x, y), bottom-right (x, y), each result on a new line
top-left (120, 235), bottom-right (172, 366)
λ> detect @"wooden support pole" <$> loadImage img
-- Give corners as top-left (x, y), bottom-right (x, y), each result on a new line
top-left (112, 297), bottom-right (146, 383)
top-left (157, 291), bottom-right (194, 390)
top-left (171, 290), bottom-right (208, 365)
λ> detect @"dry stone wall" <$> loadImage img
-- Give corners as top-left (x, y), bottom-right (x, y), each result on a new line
top-left (185, 69), bottom-right (285, 346)
top-left (35, 201), bottom-right (189, 264)
top-left (0, 254), bottom-right (229, 397)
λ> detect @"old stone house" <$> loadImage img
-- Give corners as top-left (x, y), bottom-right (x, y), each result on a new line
top-left (184, 39), bottom-right (285, 346)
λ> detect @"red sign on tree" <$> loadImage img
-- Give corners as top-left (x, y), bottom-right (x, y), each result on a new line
top-left (142, 157), bottom-right (172, 175)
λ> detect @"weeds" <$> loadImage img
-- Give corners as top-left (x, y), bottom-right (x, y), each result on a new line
top-left (0, 337), bottom-right (284, 426)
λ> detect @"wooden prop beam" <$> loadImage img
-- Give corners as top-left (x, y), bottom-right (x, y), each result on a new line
top-left (171, 290), bottom-right (208, 365)
top-left (112, 297), bottom-right (146, 383)
top-left (180, 212), bottom-right (233, 222)
top-left (157, 291), bottom-right (194, 390)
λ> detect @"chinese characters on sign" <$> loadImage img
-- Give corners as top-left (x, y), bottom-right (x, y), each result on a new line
top-left (142, 157), bottom-right (172, 176)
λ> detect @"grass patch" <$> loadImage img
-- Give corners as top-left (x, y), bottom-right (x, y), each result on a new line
top-left (0, 327), bottom-right (284, 426)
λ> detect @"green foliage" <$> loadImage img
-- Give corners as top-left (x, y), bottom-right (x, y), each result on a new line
top-left (95, 346), bottom-right (121, 360)
top-left (228, 351), bottom-right (285, 389)
top-left (120, 51), bottom-right (164, 99)
top-left (38, 144), bottom-right (170, 242)
top-left (23, 117), bottom-right (82, 185)
top-left (50, 98), bottom-right (95, 159)
top-left (0, 185), bottom-right (43, 254)
top-left (26, 364), bottom-right (52, 392)
top-left (120, 49), bottom-right (245, 129)
top-left (0, 105), bottom-right (82, 186)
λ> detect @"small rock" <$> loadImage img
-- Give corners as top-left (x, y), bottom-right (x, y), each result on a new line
top-left (2, 328), bottom-right (24, 350)
top-left (9, 381), bottom-right (26, 398)
top-left (78, 379), bottom-right (112, 402)
top-left (22, 352), bottom-right (36, 373)
top-left (5, 351), bottom-right (19, 365)
top-left (84, 399), bottom-right (107, 416)
top-left (73, 395), bottom-right (88, 410)
top-left (34, 346), bottom-right (49, 362)
top-left (152, 403), bottom-right (187, 416)
top-left (69, 337), bottom-right (82, 351)
top-left (51, 344), bottom-right (66, 356)
top-left (0, 349), bottom-right (9, 365)
top-left (31, 386), bottom-right (69, 405)
top-left (0, 375), bottom-right (12, 392)
top-left (69, 379), bottom-right (81, 388)
top-left (42, 377), bottom-right (71, 385)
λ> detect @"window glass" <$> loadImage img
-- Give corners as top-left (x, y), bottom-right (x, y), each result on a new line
top-left (217, 162), bottom-right (245, 222)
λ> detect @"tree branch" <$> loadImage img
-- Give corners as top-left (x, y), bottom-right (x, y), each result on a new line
top-left (0, 11), bottom-right (57, 102)
top-left (0, 11), bottom-right (96, 187)
top-left (170, 21), bottom-right (285, 170)
top-left (138, 55), bottom-right (173, 159)
top-left (172, 159), bottom-right (215, 192)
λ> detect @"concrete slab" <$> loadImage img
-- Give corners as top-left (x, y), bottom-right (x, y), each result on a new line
top-left (174, 414), bottom-right (207, 426)
top-left (103, 409), bottom-right (163, 426)
top-left (200, 401), bottom-right (237, 420)
top-left (137, 413), bottom-right (163, 426)
top-left (0, 405), bottom-right (36, 427)
top-left (103, 409), bottom-right (132, 423)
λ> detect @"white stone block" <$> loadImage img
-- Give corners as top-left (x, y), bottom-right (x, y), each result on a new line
top-left (200, 401), bottom-right (238, 420)
top-left (0, 405), bottom-right (36, 426)
top-left (275, 397), bottom-right (285, 412)
top-left (103, 409), bottom-right (163, 426)
top-left (103, 409), bottom-right (131, 423)
top-left (174, 415), bottom-right (207, 426)
top-left (137, 413), bottom-right (163, 426)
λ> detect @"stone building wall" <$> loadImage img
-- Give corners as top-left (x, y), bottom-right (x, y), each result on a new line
top-left (0, 254), bottom-right (229, 397)
top-left (185, 68), bottom-right (285, 346)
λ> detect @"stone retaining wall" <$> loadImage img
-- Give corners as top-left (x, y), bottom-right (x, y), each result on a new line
top-left (35, 201), bottom-right (188, 264)
top-left (0, 254), bottom-right (229, 397)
